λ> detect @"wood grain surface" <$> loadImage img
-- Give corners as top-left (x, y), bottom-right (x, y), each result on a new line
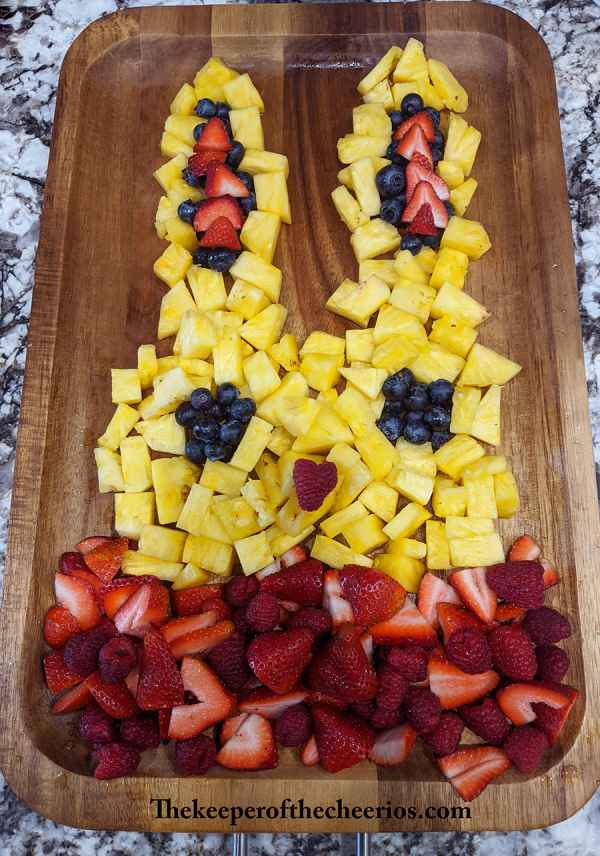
top-left (1, 1), bottom-right (598, 833)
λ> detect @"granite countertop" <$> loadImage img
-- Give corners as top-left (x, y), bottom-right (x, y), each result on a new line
top-left (1, 0), bottom-right (599, 852)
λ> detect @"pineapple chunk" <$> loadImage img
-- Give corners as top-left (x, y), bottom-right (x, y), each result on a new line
top-left (176, 311), bottom-right (216, 360)
top-left (176, 484), bottom-right (214, 535)
top-left (239, 149), bottom-right (289, 177)
top-left (94, 447), bottom-right (124, 493)
top-left (394, 249), bottom-right (430, 285)
top-left (300, 354), bottom-right (343, 393)
top-left (434, 434), bottom-right (485, 480)
top-left (114, 492), bottom-right (155, 540)
top-left (445, 516), bottom-right (494, 539)
top-left (240, 210), bottom-right (281, 264)
top-left (430, 316), bottom-right (478, 359)
top-left (206, 309), bottom-right (243, 335)
top-left (332, 460), bottom-right (373, 512)
top-left (494, 471), bottom-right (520, 518)
top-left (164, 216), bottom-right (198, 253)
top-left (230, 251), bottom-right (282, 302)
top-left (462, 455), bottom-right (507, 480)
top-left (444, 113), bottom-right (468, 159)
top-left (371, 334), bottom-right (418, 373)
top-left (188, 267), bottom-right (227, 312)
top-left (155, 196), bottom-right (177, 239)
top-left (431, 283), bottom-right (489, 327)
top-left (121, 550), bottom-right (183, 582)
top-left (166, 178), bottom-right (204, 208)
top-left (359, 259), bottom-right (397, 287)
top-left (428, 59), bottom-right (468, 112)
top-left (470, 384), bottom-right (501, 446)
top-left (373, 305), bottom-right (428, 350)
top-left (342, 513), bottom-right (387, 554)
top-left (235, 532), bottom-right (274, 575)
top-left (450, 386), bottom-right (482, 434)
top-left (393, 38), bottom-right (428, 82)
top-left (193, 57), bottom-right (238, 101)
top-left (432, 479), bottom-right (467, 518)
top-left (213, 497), bottom-right (262, 541)
top-left (153, 242), bottom-right (193, 287)
top-left (375, 554), bottom-right (425, 593)
top-left (111, 369), bottom-right (142, 405)
top-left (164, 114), bottom-right (202, 147)
top-left (430, 246), bottom-right (469, 290)
top-left (390, 279), bottom-right (436, 323)
top-left (355, 427), bottom-right (397, 480)
top-left (268, 524), bottom-right (315, 558)
top-left (334, 386), bottom-right (376, 437)
top-left (311, 535), bottom-right (371, 569)
top-left (213, 332), bottom-right (244, 387)
top-left (183, 534), bottom-right (235, 576)
top-left (153, 154), bottom-right (187, 192)
top-left (267, 426), bottom-right (293, 457)
top-left (254, 172), bottom-right (291, 224)
top-left (459, 344), bottom-right (522, 387)
top-left (170, 82), bottom-right (197, 116)
top-left (351, 218), bottom-right (401, 262)
top-left (339, 366), bottom-right (388, 400)
top-left (279, 397), bottom-right (320, 438)
top-left (190, 503), bottom-right (232, 545)
top-left (149, 367), bottom-right (196, 417)
top-left (395, 438), bottom-right (437, 478)
top-left (383, 501), bottom-right (431, 540)
top-left (320, 501), bottom-right (368, 538)
top-left (256, 371), bottom-right (308, 426)
top-left (409, 344), bottom-right (465, 385)
top-left (353, 103), bottom-right (392, 139)
top-left (346, 329), bottom-right (375, 363)
top-left (389, 538), bottom-right (427, 559)
top-left (436, 160), bottom-right (465, 190)
top-left (243, 350), bottom-right (281, 401)
top-left (445, 123), bottom-right (481, 177)
top-left (337, 134), bottom-right (389, 164)
top-left (241, 479), bottom-right (277, 527)
top-left (98, 404), bottom-right (140, 451)
top-left (226, 279), bottom-right (270, 320)
top-left (464, 475), bottom-right (497, 519)
top-left (327, 442), bottom-right (360, 473)
top-left (362, 79), bottom-right (394, 111)
top-left (357, 46), bottom-right (403, 95)
top-left (172, 563), bottom-right (210, 591)
top-left (360, 481), bottom-right (398, 522)
top-left (331, 185), bottom-right (370, 232)
top-left (139, 525), bottom-right (187, 562)
top-left (229, 106), bottom-right (264, 150)
top-left (200, 460), bottom-right (247, 496)
top-left (387, 468), bottom-right (435, 506)
top-left (300, 331), bottom-right (345, 357)
top-left (451, 178), bottom-right (478, 216)
top-left (120, 436), bottom-right (152, 493)
top-left (449, 534), bottom-right (504, 568)
top-left (223, 72), bottom-right (264, 111)
top-left (441, 216), bottom-right (491, 260)
top-left (339, 158), bottom-right (390, 192)
top-left (416, 246), bottom-right (438, 274)
top-left (151, 456), bottom-right (200, 524)
top-left (230, 416), bottom-right (274, 472)
top-left (426, 520), bottom-right (451, 570)
top-left (155, 356), bottom-right (179, 377)
top-left (158, 280), bottom-right (196, 339)
top-left (137, 345), bottom-right (158, 389)
top-left (326, 276), bottom-right (390, 327)
top-left (269, 334), bottom-right (299, 372)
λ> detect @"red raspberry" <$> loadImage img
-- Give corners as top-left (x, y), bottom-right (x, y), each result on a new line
top-left (386, 646), bottom-right (429, 683)
top-left (459, 698), bottom-right (510, 745)
top-left (445, 627), bottom-right (492, 674)
top-left (404, 687), bottom-right (441, 734)
top-left (225, 574), bottom-right (259, 607)
top-left (486, 561), bottom-right (544, 609)
top-left (174, 734), bottom-right (217, 775)
top-left (78, 703), bottom-right (116, 744)
top-left (421, 711), bottom-right (464, 755)
top-left (488, 624), bottom-right (537, 681)
top-left (206, 631), bottom-right (250, 692)
top-left (275, 703), bottom-right (312, 747)
top-left (245, 592), bottom-right (280, 633)
top-left (201, 597), bottom-right (232, 622)
top-left (523, 607), bottom-right (572, 644)
top-left (293, 459), bottom-right (338, 511)
top-left (370, 706), bottom-right (403, 730)
top-left (120, 716), bottom-right (160, 749)
top-left (376, 664), bottom-right (409, 710)
top-left (64, 620), bottom-right (118, 677)
top-left (99, 636), bottom-right (138, 684)
top-left (351, 700), bottom-right (376, 721)
top-left (232, 606), bottom-right (252, 635)
top-left (59, 551), bottom-right (87, 573)
top-left (92, 742), bottom-right (141, 779)
top-left (536, 644), bottom-right (569, 682)
top-left (289, 607), bottom-right (332, 637)
top-left (503, 725), bottom-right (549, 773)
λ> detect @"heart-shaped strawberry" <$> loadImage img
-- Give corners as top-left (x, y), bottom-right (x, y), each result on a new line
top-left (293, 459), bottom-right (338, 511)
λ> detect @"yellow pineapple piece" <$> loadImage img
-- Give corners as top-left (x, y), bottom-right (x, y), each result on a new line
top-left (434, 434), bottom-right (485, 480)
top-left (193, 57), bottom-right (238, 100)
top-left (359, 259), bottom-right (397, 287)
top-left (150, 367), bottom-right (196, 418)
top-left (120, 436), bottom-right (152, 493)
top-left (459, 344), bottom-right (522, 387)
top-left (445, 123), bottom-right (481, 177)
top-left (392, 81), bottom-right (427, 110)
top-left (229, 106), bottom-right (264, 150)
top-left (353, 103), bottom-right (392, 138)
top-left (426, 520), bottom-right (451, 570)
top-left (337, 134), bottom-right (389, 164)
top-left (300, 331), bottom-right (345, 358)
top-left (445, 517), bottom-right (494, 539)
top-left (470, 384), bottom-right (501, 445)
top-left (387, 468), bottom-right (435, 506)
top-left (374, 554), bottom-right (425, 593)
top-left (320, 501), bottom-right (368, 539)
top-left (334, 386), bottom-right (376, 437)
top-left (240, 210), bottom-right (281, 264)
top-left (257, 371), bottom-right (308, 426)
top-left (187, 267), bottom-right (227, 312)
top-left (239, 149), bottom-right (289, 177)
top-left (278, 397), bottom-right (319, 439)
top-left (372, 335), bottom-right (419, 373)
top-left (451, 178), bottom-right (478, 216)
top-left (111, 369), bottom-right (142, 405)
top-left (299, 354), bottom-right (342, 393)
top-left (242, 350), bottom-right (281, 401)
top-left (494, 471), bottom-right (520, 518)
top-left (416, 246), bottom-right (438, 275)
top-left (213, 497), bottom-right (262, 541)
top-left (461, 455), bottom-right (507, 480)
top-left (155, 356), bottom-right (179, 377)
top-left (206, 309), bottom-right (243, 335)
top-left (226, 279), bottom-right (269, 320)
top-left (436, 160), bottom-right (465, 190)
top-left (170, 82), bottom-right (197, 116)
top-left (383, 502), bottom-right (431, 540)
top-left (450, 386), bottom-right (481, 434)
top-left (390, 279), bottom-right (437, 323)
top-left (349, 158), bottom-right (380, 217)
top-left (137, 345), bottom-right (157, 390)
top-left (441, 216), bottom-right (491, 260)
top-left (269, 334), bottom-right (299, 372)
top-left (362, 79), bottom-right (394, 111)
top-left (157, 280), bottom-right (196, 339)
top-left (339, 366), bottom-right (388, 400)
top-left (393, 38), bottom-right (428, 82)
top-left (431, 283), bottom-right (489, 327)
top-left (464, 475), bottom-right (497, 519)
top-left (164, 114), bottom-right (202, 147)
top-left (327, 443), bottom-right (360, 472)
top-left (332, 460), bottom-right (373, 512)
top-left (310, 535), bottom-right (371, 569)
top-left (94, 447), bottom-right (124, 494)
top-left (267, 426), bottom-right (294, 457)
top-left (278, 488), bottom-right (338, 536)
top-left (393, 249), bottom-right (430, 285)
top-left (326, 276), bottom-right (390, 327)
top-left (98, 403), bottom-right (140, 451)
top-left (235, 532), bottom-right (275, 575)
top-left (155, 196), bottom-right (177, 239)
top-left (357, 46), bottom-right (403, 95)
top-left (211, 332), bottom-right (243, 387)
top-left (331, 185), bottom-right (370, 232)
top-left (429, 316), bottom-right (478, 359)
top-left (139, 524), bottom-right (187, 562)
top-left (114, 492), bottom-right (155, 540)
top-left (346, 329), bottom-right (375, 363)
top-left (172, 562), bottom-right (210, 591)
top-left (176, 483), bottom-right (213, 535)
top-left (267, 524), bottom-right (315, 558)
top-left (373, 308), bottom-right (428, 354)
top-left (449, 534), bottom-right (504, 568)
top-left (432, 479), bottom-right (467, 518)
top-left (153, 153), bottom-right (187, 192)
top-left (164, 217), bottom-right (198, 254)
top-left (200, 460), bottom-right (247, 497)
top-left (153, 242), bottom-right (193, 287)
top-left (223, 72), bottom-right (264, 111)
top-left (239, 304), bottom-right (287, 351)
top-left (342, 513), bottom-right (387, 554)
top-left (230, 251), bottom-right (281, 302)
top-left (166, 178), bottom-right (204, 208)
top-left (395, 438), bottom-right (437, 478)
top-left (351, 218), bottom-right (400, 262)
top-left (409, 343), bottom-right (465, 385)
top-left (230, 416), bottom-right (273, 473)
top-left (183, 533), bottom-right (235, 577)
top-left (241, 479), bottom-right (277, 527)
top-left (430, 246), bottom-right (469, 290)
top-left (355, 427), bottom-right (397, 480)
top-left (339, 158), bottom-right (390, 192)
top-left (151, 456), bottom-right (200, 525)
top-left (360, 481), bottom-right (398, 522)
top-left (254, 172), bottom-right (291, 225)
top-left (389, 538), bottom-right (427, 560)
top-left (428, 59), bottom-right (468, 112)
top-left (121, 550), bottom-right (183, 582)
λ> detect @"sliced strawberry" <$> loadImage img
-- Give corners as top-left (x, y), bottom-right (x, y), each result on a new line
top-left (247, 628), bottom-right (313, 694)
top-left (82, 537), bottom-right (128, 584)
top-left (113, 581), bottom-right (169, 637)
top-left (44, 605), bottom-right (81, 648)
top-left (450, 567), bottom-right (497, 624)
top-left (256, 558), bottom-right (282, 581)
top-left (169, 620), bottom-right (235, 659)
top-left (369, 723), bottom-right (417, 767)
top-left (281, 546), bottom-right (308, 567)
top-left (260, 559), bottom-right (324, 607)
top-left (393, 111), bottom-right (435, 143)
top-left (301, 734), bottom-right (320, 766)
top-left (308, 627), bottom-right (377, 703)
top-left (508, 535), bottom-right (541, 562)
top-left (395, 125), bottom-right (432, 166)
top-left (137, 628), bottom-right (184, 711)
top-left (205, 162), bottom-right (249, 199)
top-left (100, 575), bottom-right (156, 619)
top-left (171, 584), bottom-right (224, 616)
top-left (407, 204), bottom-right (438, 237)
top-left (158, 708), bottom-right (171, 740)
top-left (405, 154), bottom-right (450, 202)
top-left (428, 657), bottom-right (499, 708)
top-left (44, 650), bottom-right (82, 694)
top-left (438, 746), bottom-right (511, 801)
top-left (312, 704), bottom-right (375, 773)
top-left (76, 536), bottom-right (111, 554)
top-left (417, 574), bottom-right (461, 628)
top-left (220, 713), bottom-right (249, 745)
top-left (322, 569), bottom-right (354, 628)
top-left (199, 215), bottom-right (241, 250)
top-left (168, 656), bottom-right (236, 740)
top-left (360, 631), bottom-right (374, 662)
top-left (541, 559), bottom-right (560, 589)
top-left (54, 573), bottom-right (101, 630)
top-left (437, 602), bottom-right (485, 645)
top-left (67, 567), bottom-right (104, 602)
top-left (370, 600), bottom-right (437, 648)
top-left (195, 117), bottom-right (231, 153)
top-left (239, 687), bottom-right (308, 718)
top-left (160, 611), bottom-right (219, 644)
top-left (188, 148), bottom-right (227, 176)
top-left (86, 672), bottom-right (137, 719)
top-left (305, 690), bottom-right (348, 710)
top-left (125, 668), bottom-right (139, 697)
top-left (51, 681), bottom-right (92, 714)
top-left (495, 604), bottom-right (526, 623)
top-left (532, 685), bottom-right (578, 744)
top-left (338, 565), bottom-right (406, 626)
top-left (216, 712), bottom-right (278, 771)
top-left (496, 681), bottom-right (577, 726)
top-left (402, 181), bottom-right (448, 228)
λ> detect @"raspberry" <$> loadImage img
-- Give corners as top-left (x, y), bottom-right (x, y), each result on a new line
top-left (421, 712), bottom-right (464, 755)
top-left (536, 644), bottom-right (569, 682)
top-left (289, 607), bottom-right (332, 637)
top-left (503, 725), bottom-right (548, 773)
top-left (376, 664), bottom-right (409, 710)
top-left (120, 716), bottom-right (160, 749)
top-left (232, 606), bottom-right (252, 635)
top-left (293, 459), bottom-right (338, 511)
top-left (404, 687), bottom-right (441, 734)
top-left (174, 734), bottom-right (217, 775)
top-left (523, 607), bottom-right (571, 644)
top-left (59, 551), bottom-right (87, 573)
top-left (245, 592), bottom-right (280, 633)
top-left (445, 627), bottom-right (492, 674)
top-left (386, 646), bottom-right (429, 683)
top-left (92, 742), bottom-right (141, 779)
top-left (486, 561), bottom-right (544, 609)
top-left (225, 574), bottom-right (259, 607)
top-left (78, 703), bottom-right (116, 744)
top-left (488, 624), bottom-right (537, 681)
top-left (201, 597), bottom-right (232, 621)
top-left (459, 698), bottom-right (510, 745)
top-left (206, 631), bottom-right (250, 691)
top-left (64, 621), bottom-right (117, 678)
top-left (98, 636), bottom-right (138, 684)
top-left (275, 703), bottom-right (312, 747)
top-left (351, 700), bottom-right (376, 721)
top-left (370, 706), bottom-right (403, 730)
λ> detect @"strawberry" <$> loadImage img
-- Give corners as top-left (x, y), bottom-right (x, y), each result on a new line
top-left (158, 708), bottom-right (171, 740)
top-left (76, 536), bottom-right (111, 554)
top-left (293, 459), bottom-right (338, 511)
top-left (54, 573), bottom-right (101, 630)
top-left (220, 713), bottom-right (249, 745)
top-left (486, 561), bottom-right (545, 609)
top-left (417, 574), bottom-right (461, 628)
top-left (428, 656), bottom-right (499, 708)
top-left (239, 687), bottom-right (308, 718)
top-left (82, 537), bottom-right (128, 584)
top-left (99, 575), bottom-right (155, 618)
top-left (360, 631), bottom-right (374, 662)
top-left (66, 567), bottom-right (104, 601)
top-left (125, 668), bottom-right (139, 697)
top-left (256, 558), bottom-right (282, 581)
top-left (322, 569), bottom-right (354, 628)
top-left (59, 551), bottom-right (87, 573)
top-left (508, 534), bottom-right (541, 562)
top-left (188, 148), bottom-right (227, 176)
top-left (540, 559), bottom-right (560, 589)
top-left (199, 215), bottom-right (242, 250)
top-left (407, 203), bottom-right (438, 237)
top-left (503, 725), bottom-right (548, 773)
top-left (395, 124), bottom-right (432, 166)
top-left (449, 566), bottom-right (497, 624)
top-left (301, 734), bottom-right (320, 766)
top-left (137, 628), bottom-right (184, 710)
top-left (338, 565), bottom-right (406, 626)
top-left (369, 723), bottom-right (416, 767)
top-left (193, 196), bottom-right (244, 233)
top-left (113, 581), bottom-right (169, 637)
top-left (44, 650), bottom-right (82, 694)
top-left (494, 604), bottom-right (526, 623)
top-left (496, 681), bottom-right (577, 726)
top-left (260, 558), bottom-right (324, 607)
top-left (393, 111), bottom-right (435, 143)
top-left (437, 602), bottom-right (485, 644)
top-left (168, 656), bottom-right (236, 740)
top-left (171, 584), bottom-right (224, 616)
top-left (531, 684), bottom-right (578, 744)
top-left (205, 162), bottom-right (249, 199)
top-left (169, 620), bottom-right (235, 658)
top-left (247, 628), bottom-right (313, 694)
top-left (51, 681), bottom-right (92, 714)
top-left (370, 600), bottom-right (438, 648)
top-left (438, 746), bottom-right (511, 802)
top-left (194, 116), bottom-right (231, 153)
top-left (85, 672), bottom-right (137, 719)
top-left (216, 712), bottom-right (278, 771)
top-left (312, 704), bottom-right (375, 773)
top-left (402, 180), bottom-right (448, 229)
top-left (281, 545), bottom-right (308, 567)
top-left (306, 690), bottom-right (349, 710)
top-left (160, 611), bottom-right (219, 644)
top-left (308, 629), bottom-right (378, 703)
top-left (405, 154), bottom-right (450, 201)
top-left (44, 605), bottom-right (81, 648)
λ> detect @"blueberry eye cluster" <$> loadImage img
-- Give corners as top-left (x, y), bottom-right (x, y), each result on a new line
top-left (175, 383), bottom-right (257, 464)
top-left (377, 369), bottom-right (453, 451)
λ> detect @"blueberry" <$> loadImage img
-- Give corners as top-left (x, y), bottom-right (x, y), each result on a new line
top-left (430, 144), bottom-right (443, 164)
top-left (182, 167), bottom-right (203, 188)
top-left (195, 98), bottom-right (216, 119)
top-left (428, 379), bottom-right (454, 407)
top-left (215, 102), bottom-right (230, 119)
top-left (433, 130), bottom-right (445, 149)
top-left (400, 233), bottom-right (423, 255)
top-left (229, 397), bottom-right (256, 423)
top-left (175, 401), bottom-right (198, 428)
top-left (217, 383), bottom-right (239, 407)
top-left (236, 171), bottom-right (254, 193)
top-left (444, 201), bottom-right (454, 217)
top-left (380, 197), bottom-right (405, 227)
top-left (190, 387), bottom-right (214, 412)
top-left (424, 406), bottom-right (451, 431)
top-left (376, 415), bottom-right (403, 444)
top-left (192, 247), bottom-right (210, 267)
top-left (382, 400), bottom-right (405, 419)
top-left (193, 123), bottom-right (205, 142)
top-left (227, 141), bottom-right (245, 170)
top-left (207, 249), bottom-right (238, 272)
top-left (193, 418), bottom-right (220, 441)
top-left (403, 421), bottom-right (431, 445)
top-left (431, 431), bottom-right (452, 451)
top-left (185, 439), bottom-right (206, 465)
top-left (390, 110), bottom-right (404, 128)
top-left (425, 107), bottom-right (441, 128)
top-left (383, 368), bottom-right (414, 401)
top-left (386, 142), bottom-right (407, 165)
top-left (422, 233), bottom-right (440, 250)
top-left (376, 164), bottom-right (405, 199)
top-left (405, 383), bottom-right (430, 412)
top-left (178, 199), bottom-right (199, 225)
top-left (405, 410), bottom-right (425, 426)
top-left (400, 93), bottom-right (424, 116)
top-left (220, 419), bottom-right (245, 445)
top-left (204, 442), bottom-right (229, 462)
top-left (239, 192), bottom-right (257, 215)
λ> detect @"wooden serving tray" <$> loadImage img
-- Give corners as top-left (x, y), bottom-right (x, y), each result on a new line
top-left (1, 1), bottom-right (598, 834)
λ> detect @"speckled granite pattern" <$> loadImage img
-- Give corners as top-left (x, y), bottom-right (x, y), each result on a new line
top-left (1, 0), bottom-right (599, 852)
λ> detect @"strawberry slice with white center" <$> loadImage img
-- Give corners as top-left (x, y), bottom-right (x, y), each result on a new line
top-left (417, 573), bottom-right (461, 628)
top-left (219, 713), bottom-right (249, 745)
top-left (198, 215), bottom-right (241, 250)
top-left (301, 734), bottom-right (320, 766)
top-left (405, 154), bottom-right (450, 201)
top-left (322, 569), bottom-right (354, 628)
top-left (370, 599), bottom-right (437, 648)
top-left (508, 535), bottom-right (542, 562)
top-left (281, 546), bottom-right (308, 567)
top-left (188, 148), bottom-right (227, 176)
top-left (407, 203), bottom-right (438, 236)
top-left (216, 713), bottom-right (278, 771)
top-left (113, 580), bottom-right (169, 637)
top-left (496, 681), bottom-right (577, 725)
top-left (160, 611), bottom-right (219, 644)
top-left (402, 181), bottom-right (448, 228)
top-left (169, 620), bottom-right (235, 659)
top-left (205, 162), bottom-right (249, 199)
top-left (449, 566), bottom-right (497, 624)
top-left (428, 656), bottom-right (499, 708)
top-left (437, 602), bottom-right (485, 645)
top-left (51, 681), bottom-right (92, 714)
top-left (369, 723), bottom-right (417, 767)
top-left (540, 558), bottom-right (560, 589)
top-left (238, 687), bottom-right (308, 718)
top-left (393, 111), bottom-right (435, 143)
top-left (168, 656), bottom-right (235, 740)
top-left (54, 573), bottom-right (101, 630)
top-left (438, 746), bottom-right (511, 802)
top-left (395, 124), bottom-right (432, 166)
top-left (193, 196), bottom-right (244, 232)
top-left (194, 116), bottom-right (232, 153)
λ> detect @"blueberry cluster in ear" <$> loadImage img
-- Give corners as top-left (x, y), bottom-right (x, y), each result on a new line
top-left (176, 383), bottom-right (256, 464)
top-left (377, 369), bottom-right (454, 449)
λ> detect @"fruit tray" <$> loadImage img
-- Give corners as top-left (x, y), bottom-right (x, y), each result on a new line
top-left (1, 0), bottom-right (599, 834)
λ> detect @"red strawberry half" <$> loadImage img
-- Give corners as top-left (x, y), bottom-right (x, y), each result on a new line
top-left (322, 569), bottom-right (354, 628)
top-left (260, 558), bottom-right (324, 607)
top-left (171, 584), bottom-right (224, 616)
top-left (247, 628), bottom-right (313, 694)
top-left (312, 704), bottom-right (375, 773)
top-left (239, 687), bottom-right (308, 719)
top-left (44, 650), bottom-right (82, 694)
top-left (450, 566), bottom-right (497, 624)
top-left (308, 627), bottom-right (378, 703)
top-left (199, 215), bottom-right (242, 250)
top-left (496, 681), bottom-right (577, 726)
top-left (402, 181), bottom-right (448, 229)
top-left (188, 148), bottom-right (227, 176)
top-left (405, 154), bottom-right (450, 201)
top-left (395, 124), bottom-right (432, 166)
top-left (54, 573), bottom-right (101, 631)
top-left (193, 197), bottom-right (244, 233)
top-left (137, 628), bottom-right (184, 710)
top-left (437, 602), bottom-right (485, 645)
top-left (44, 605), bottom-right (81, 649)
top-left (339, 565), bottom-right (406, 626)
top-left (428, 656), bottom-right (499, 708)
top-left (438, 746), bottom-right (511, 802)
top-left (195, 117), bottom-right (231, 153)
top-left (82, 537), bottom-right (128, 584)
top-left (168, 656), bottom-right (235, 740)
top-left (393, 111), bottom-right (435, 143)
top-left (205, 162), bottom-right (249, 199)
top-left (417, 573), bottom-right (461, 628)
top-left (370, 600), bottom-right (437, 648)
top-left (369, 723), bottom-right (417, 767)
top-left (217, 712), bottom-right (278, 771)
top-left (407, 203), bottom-right (438, 236)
